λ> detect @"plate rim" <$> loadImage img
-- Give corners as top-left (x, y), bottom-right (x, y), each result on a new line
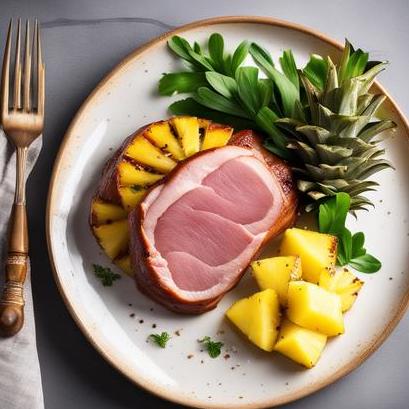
top-left (46, 15), bottom-right (409, 409)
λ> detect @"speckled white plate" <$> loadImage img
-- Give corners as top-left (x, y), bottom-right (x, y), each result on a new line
top-left (46, 17), bottom-right (409, 409)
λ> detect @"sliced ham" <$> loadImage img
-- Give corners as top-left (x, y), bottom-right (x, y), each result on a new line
top-left (129, 131), bottom-right (298, 313)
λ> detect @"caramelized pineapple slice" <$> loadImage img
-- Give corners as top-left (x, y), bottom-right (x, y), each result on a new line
top-left (93, 219), bottom-right (129, 259)
top-left (114, 255), bottom-right (133, 276)
top-left (274, 319), bottom-right (327, 368)
top-left (280, 228), bottom-right (337, 284)
top-left (125, 135), bottom-right (177, 173)
top-left (202, 124), bottom-right (233, 150)
top-left (226, 289), bottom-right (280, 352)
top-left (91, 199), bottom-right (127, 225)
top-left (251, 256), bottom-right (302, 306)
top-left (319, 268), bottom-right (364, 312)
top-left (118, 161), bottom-right (164, 187)
top-left (171, 116), bottom-right (200, 157)
top-left (144, 121), bottom-right (185, 161)
top-left (118, 186), bottom-right (147, 211)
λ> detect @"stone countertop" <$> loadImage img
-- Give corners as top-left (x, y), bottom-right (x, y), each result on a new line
top-left (0, 0), bottom-right (408, 408)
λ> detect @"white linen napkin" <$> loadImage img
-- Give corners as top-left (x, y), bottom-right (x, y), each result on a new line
top-left (0, 132), bottom-right (44, 409)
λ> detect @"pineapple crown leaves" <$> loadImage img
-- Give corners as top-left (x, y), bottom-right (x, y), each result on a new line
top-left (276, 41), bottom-right (396, 211)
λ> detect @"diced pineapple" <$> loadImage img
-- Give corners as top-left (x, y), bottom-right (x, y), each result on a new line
top-left (280, 228), bottom-right (337, 284)
top-left (251, 256), bottom-right (302, 306)
top-left (93, 219), bottom-right (129, 259)
top-left (144, 121), bottom-right (185, 161)
top-left (319, 268), bottom-right (364, 312)
top-left (118, 186), bottom-right (147, 211)
top-left (287, 281), bottom-right (344, 336)
top-left (91, 199), bottom-right (127, 225)
top-left (202, 124), bottom-right (233, 150)
top-left (125, 135), bottom-right (177, 173)
top-left (171, 116), bottom-right (200, 157)
top-left (115, 255), bottom-right (133, 276)
top-left (274, 319), bottom-right (327, 368)
top-left (226, 289), bottom-right (280, 352)
top-left (118, 161), bottom-right (164, 187)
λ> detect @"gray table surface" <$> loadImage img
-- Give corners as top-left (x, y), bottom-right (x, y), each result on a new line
top-left (0, 0), bottom-right (408, 408)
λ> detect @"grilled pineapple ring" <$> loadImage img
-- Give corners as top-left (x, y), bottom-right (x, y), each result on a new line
top-left (90, 116), bottom-right (234, 275)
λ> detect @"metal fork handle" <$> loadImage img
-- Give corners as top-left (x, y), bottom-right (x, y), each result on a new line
top-left (0, 148), bottom-right (29, 337)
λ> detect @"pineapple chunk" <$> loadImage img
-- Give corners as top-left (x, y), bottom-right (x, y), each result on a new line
top-left (125, 135), bottom-right (177, 173)
top-left (274, 319), bottom-right (327, 368)
top-left (171, 116), bottom-right (200, 157)
top-left (251, 256), bottom-right (302, 306)
top-left (287, 281), bottom-right (344, 336)
top-left (93, 219), bottom-right (129, 259)
top-left (226, 289), bottom-right (280, 351)
top-left (115, 255), bottom-right (133, 276)
top-left (319, 268), bottom-right (364, 312)
top-left (91, 199), bottom-right (127, 225)
top-left (202, 124), bottom-right (233, 150)
top-left (118, 186), bottom-right (147, 211)
top-left (144, 121), bottom-right (185, 161)
top-left (118, 161), bottom-right (164, 187)
top-left (280, 228), bottom-right (337, 284)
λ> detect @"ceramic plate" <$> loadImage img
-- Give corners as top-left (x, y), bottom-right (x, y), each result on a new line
top-left (47, 17), bottom-right (409, 409)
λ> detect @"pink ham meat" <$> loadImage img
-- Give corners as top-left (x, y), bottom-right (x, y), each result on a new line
top-left (129, 131), bottom-right (298, 313)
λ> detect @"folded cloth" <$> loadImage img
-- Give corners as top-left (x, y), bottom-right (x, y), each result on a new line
top-left (0, 132), bottom-right (44, 409)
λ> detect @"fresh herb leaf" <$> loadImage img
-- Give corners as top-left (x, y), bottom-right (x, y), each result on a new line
top-left (194, 87), bottom-right (250, 118)
top-left (208, 33), bottom-right (225, 72)
top-left (205, 72), bottom-right (238, 99)
top-left (199, 336), bottom-right (223, 358)
top-left (349, 254), bottom-right (381, 273)
top-left (149, 332), bottom-right (171, 348)
top-left (236, 66), bottom-right (261, 117)
top-left (231, 40), bottom-right (250, 75)
top-left (93, 264), bottom-right (121, 286)
top-left (158, 72), bottom-right (208, 96)
top-left (318, 193), bottom-right (381, 273)
top-left (280, 49), bottom-right (299, 93)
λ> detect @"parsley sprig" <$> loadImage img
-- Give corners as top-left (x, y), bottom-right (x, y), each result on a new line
top-left (93, 264), bottom-right (121, 286)
top-left (149, 332), bottom-right (171, 348)
top-left (199, 336), bottom-right (224, 358)
top-left (318, 193), bottom-right (381, 273)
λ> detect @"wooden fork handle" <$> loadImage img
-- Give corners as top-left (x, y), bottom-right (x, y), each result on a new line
top-left (0, 203), bottom-right (28, 337)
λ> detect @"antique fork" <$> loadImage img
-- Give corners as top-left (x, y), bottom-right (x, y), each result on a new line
top-left (0, 19), bottom-right (45, 337)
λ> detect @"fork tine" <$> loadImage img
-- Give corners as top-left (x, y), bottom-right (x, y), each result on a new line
top-left (35, 20), bottom-right (44, 116)
top-left (23, 20), bottom-right (31, 112)
top-left (13, 18), bottom-right (22, 110)
top-left (1, 19), bottom-right (12, 120)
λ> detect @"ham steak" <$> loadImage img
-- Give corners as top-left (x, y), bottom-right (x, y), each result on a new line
top-left (129, 131), bottom-right (298, 313)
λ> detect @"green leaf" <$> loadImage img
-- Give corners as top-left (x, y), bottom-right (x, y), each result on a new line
top-left (280, 49), bottom-right (300, 92)
top-left (337, 227), bottom-right (352, 266)
top-left (168, 98), bottom-right (256, 130)
top-left (231, 40), bottom-right (250, 74)
top-left (208, 33), bottom-right (225, 72)
top-left (258, 79), bottom-right (273, 107)
top-left (349, 254), bottom-right (381, 273)
top-left (303, 54), bottom-right (329, 91)
top-left (351, 232), bottom-right (366, 258)
top-left (236, 66), bottom-right (261, 116)
top-left (205, 71), bottom-right (238, 98)
top-left (318, 192), bottom-right (350, 234)
top-left (255, 106), bottom-right (288, 149)
top-left (168, 36), bottom-right (194, 61)
top-left (194, 87), bottom-right (250, 118)
top-left (250, 43), bottom-right (299, 117)
top-left (158, 72), bottom-right (207, 96)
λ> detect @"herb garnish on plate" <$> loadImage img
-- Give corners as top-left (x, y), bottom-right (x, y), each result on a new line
top-left (93, 264), bottom-right (121, 286)
top-left (149, 332), bottom-right (171, 348)
top-left (199, 336), bottom-right (224, 358)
